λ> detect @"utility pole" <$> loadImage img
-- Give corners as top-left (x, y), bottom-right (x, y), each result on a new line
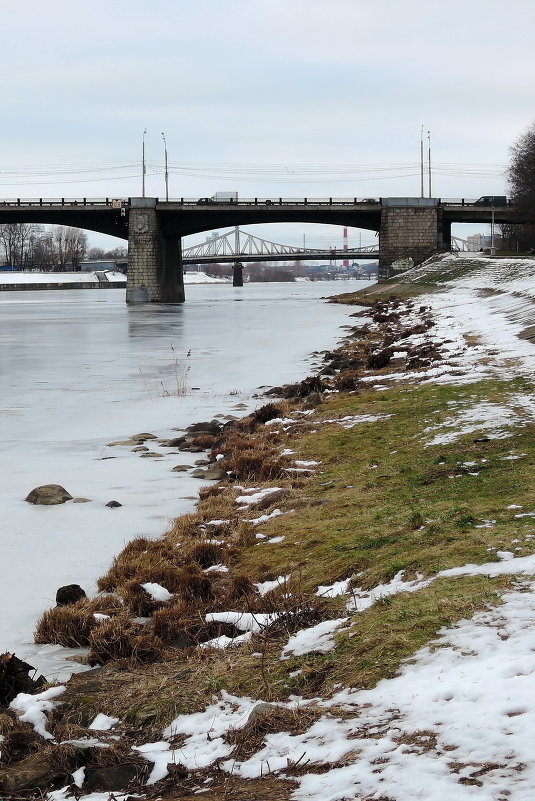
top-left (420, 125), bottom-right (424, 198)
top-left (142, 128), bottom-right (147, 198)
top-left (428, 130), bottom-right (432, 198)
top-left (161, 131), bottom-right (169, 201)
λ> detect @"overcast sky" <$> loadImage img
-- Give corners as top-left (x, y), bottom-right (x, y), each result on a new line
top-left (2, 0), bottom-right (534, 248)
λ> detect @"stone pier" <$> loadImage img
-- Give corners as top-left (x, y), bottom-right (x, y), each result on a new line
top-left (378, 200), bottom-right (444, 279)
top-left (126, 198), bottom-right (184, 303)
top-left (232, 261), bottom-right (244, 287)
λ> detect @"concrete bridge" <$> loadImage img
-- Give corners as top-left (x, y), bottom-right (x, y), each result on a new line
top-left (0, 196), bottom-right (524, 302)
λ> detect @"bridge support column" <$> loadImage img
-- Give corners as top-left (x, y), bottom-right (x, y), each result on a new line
top-left (162, 235), bottom-right (185, 302)
top-left (126, 198), bottom-right (184, 303)
top-left (378, 203), bottom-right (441, 280)
top-left (232, 261), bottom-right (243, 287)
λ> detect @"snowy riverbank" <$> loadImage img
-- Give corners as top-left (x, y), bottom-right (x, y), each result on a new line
top-left (3, 256), bottom-right (535, 800)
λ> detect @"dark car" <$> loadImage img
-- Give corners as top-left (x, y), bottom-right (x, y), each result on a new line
top-left (474, 196), bottom-right (507, 206)
top-left (196, 197), bottom-right (215, 205)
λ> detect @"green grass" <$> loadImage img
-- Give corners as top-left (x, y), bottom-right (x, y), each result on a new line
top-left (238, 377), bottom-right (535, 594)
top-left (43, 373), bottom-right (535, 737)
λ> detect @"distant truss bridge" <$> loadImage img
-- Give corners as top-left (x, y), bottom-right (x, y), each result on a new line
top-left (182, 226), bottom-right (379, 264)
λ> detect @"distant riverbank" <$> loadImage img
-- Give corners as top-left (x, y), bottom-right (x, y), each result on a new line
top-left (0, 270), bottom-right (234, 291)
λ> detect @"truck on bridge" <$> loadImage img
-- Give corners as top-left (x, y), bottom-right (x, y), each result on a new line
top-left (197, 191), bottom-right (238, 205)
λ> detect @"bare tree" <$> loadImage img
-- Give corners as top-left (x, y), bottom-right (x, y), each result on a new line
top-left (504, 121), bottom-right (535, 250)
top-left (0, 223), bottom-right (36, 267)
top-left (53, 226), bottom-right (87, 270)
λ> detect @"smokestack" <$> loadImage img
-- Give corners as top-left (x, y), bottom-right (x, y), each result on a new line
top-left (343, 227), bottom-right (349, 269)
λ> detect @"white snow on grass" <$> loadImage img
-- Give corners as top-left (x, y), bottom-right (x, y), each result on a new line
top-left (321, 413), bottom-right (391, 428)
top-left (316, 578), bottom-right (352, 598)
top-left (71, 766), bottom-right (85, 788)
top-left (147, 580), bottom-right (535, 800)
top-left (422, 395), bottom-right (535, 446)
top-left (281, 617), bottom-right (348, 657)
top-left (88, 713), bottom-right (120, 731)
top-left (205, 611), bottom-right (280, 633)
top-left (235, 487), bottom-right (283, 507)
top-left (254, 574), bottom-right (291, 596)
top-left (140, 582), bottom-right (173, 602)
top-left (136, 692), bottom-right (255, 783)
top-left (248, 508), bottom-right (283, 526)
top-left (347, 570), bottom-right (431, 612)
top-left (10, 685), bottom-right (66, 740)
top-left (199, 632), bottom-right (252, 650)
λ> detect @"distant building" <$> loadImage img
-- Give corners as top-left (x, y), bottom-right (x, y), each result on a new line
top-left (466, 233), bottom-right (502, 251)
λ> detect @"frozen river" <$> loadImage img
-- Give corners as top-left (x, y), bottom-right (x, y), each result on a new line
top-left (0, 280), bottom-right (369, 679)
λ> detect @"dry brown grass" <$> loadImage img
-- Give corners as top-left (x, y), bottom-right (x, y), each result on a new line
top-left (184, 541), bottom-right (224, 568)
top-left (34, 596), bottom-right (124, 647)
top-left (99, 557), bottom-right (183, 595)
top-left (87, 616), bottom-right (164, 666)
top-left (189, 433), bottom-right (218, 449)
top-left (177, 563), bottom-right (215, 603)
top-left (118, 580), bottom-right (170, 617)
top-left (227, 574), bottom-right (255, 600)
top-left (0, 725), bottom-right (43, 765)
top-left (151, 601), bottom-right (192, 641)
top-left (213, 428), bottom-right (290, 481)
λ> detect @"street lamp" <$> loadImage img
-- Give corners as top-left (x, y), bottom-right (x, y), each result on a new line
top-left (142, 128), bottom-right (147, 197)
top-left (427, 130), bottom-right (432, 198)
top-left (161, 132), bottom-right (169, 201)
top-left (420, 125), bottom-right (424, 198)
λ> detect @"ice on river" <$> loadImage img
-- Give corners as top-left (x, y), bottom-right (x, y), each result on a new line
top-left (0, 281), bottom-right (364, 679)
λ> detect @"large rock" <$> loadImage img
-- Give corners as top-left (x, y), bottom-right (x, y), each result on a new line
top-left (84, 763), bottom-right (148, 792)
top-left (25, 485), bottom-right (73, 505)
top-left (56, 584), bottom-right (86, 606)
top-left (186, 421), bottom-right (222, 436)
top-left (0, 752), bottom-right (65, 793)
top-left (256, 488), bottom-right (290, 510)
top-left (191, 467), bottom-right (226, 480)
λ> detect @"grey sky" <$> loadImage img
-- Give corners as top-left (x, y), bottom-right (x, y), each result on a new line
top-left (1, 0), bottom-right (534, 249)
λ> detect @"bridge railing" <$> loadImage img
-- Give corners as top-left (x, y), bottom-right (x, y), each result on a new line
top-left (0, 198), bottom-right (117, 207)
top-left (0, 196), bottom-right (511, 208)
top-left (174, 197), bottom-right (382, 206)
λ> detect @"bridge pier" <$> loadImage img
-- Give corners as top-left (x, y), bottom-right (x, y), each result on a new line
top-left (378, 202), bottom-right (443, 279)
top-left (126, 198), bottom-right (184, 303)
top-left (232, 261), bottom-right (244, 287)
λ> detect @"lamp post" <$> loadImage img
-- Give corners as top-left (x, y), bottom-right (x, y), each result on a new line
top-left (161, 131), bottom-right (169, 201)
top-left (420, 125), bottom-right (424, 198)
top-left (142, 128), bottom-right (147, 197)
top-left (427, 130), bottom-right (432, 198)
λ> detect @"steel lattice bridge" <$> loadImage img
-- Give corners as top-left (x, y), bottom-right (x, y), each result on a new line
top-left (182, 226), bottom-right (378, 264)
